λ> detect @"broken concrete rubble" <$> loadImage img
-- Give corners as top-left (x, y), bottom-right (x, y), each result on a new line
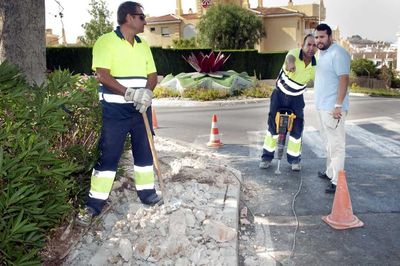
top-left (63, 137), bottom-right (241, 265)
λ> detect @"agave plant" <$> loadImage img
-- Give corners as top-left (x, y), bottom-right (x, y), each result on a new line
top-left (183, 51), bottom-right (230, 74)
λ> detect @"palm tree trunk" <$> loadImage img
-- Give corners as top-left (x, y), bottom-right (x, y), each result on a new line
top-left (0, 0), bottom-right (46, 85)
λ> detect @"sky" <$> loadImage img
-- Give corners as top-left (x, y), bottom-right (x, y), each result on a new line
top-left (45, 0), bottom-right (400, 44)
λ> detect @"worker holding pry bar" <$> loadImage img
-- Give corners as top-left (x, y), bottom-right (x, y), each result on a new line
top-left (260, 34), bottom-right (317, 172)
top-left (76, 1), bottom-right (163, 227)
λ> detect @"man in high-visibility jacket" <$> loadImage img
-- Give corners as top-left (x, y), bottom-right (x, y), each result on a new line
top-left (260, 34), bottom-right (317, 171)
top-left (76, 1), bottom-right (162, 226)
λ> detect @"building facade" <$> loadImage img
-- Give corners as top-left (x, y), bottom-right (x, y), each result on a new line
top-left (142, 0), bottom-right (326, 53)
top-left (340, 35), bottom-right (398, 70)
top-left (45, 29), bottom-right (60, 46)
top-left (397, 32), bottom-right (400, 72)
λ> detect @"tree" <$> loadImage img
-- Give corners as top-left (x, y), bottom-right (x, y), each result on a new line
top-left (172, 37), bottom-right (198, 48)
top-left (378, 65), bottom-right (394, 88)
top-left (197, 4), bottom-right (264, 50)
top-left (78, 0), bottom-right (113, 46)
top-left (350, 58), bottom-right (377, 77)
top-left (0, 0), bottom-right (46, 84)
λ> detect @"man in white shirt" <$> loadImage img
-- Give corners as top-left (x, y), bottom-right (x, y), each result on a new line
top-left (314, 23), bottom-right (351, 193)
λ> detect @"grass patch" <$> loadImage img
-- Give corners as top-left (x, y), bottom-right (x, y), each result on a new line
top-left (183, 88), bottom-right (230, 101)
top-left (350, 83), bottom-right (400, 97)
top-left (154, 82), bottom-right (273, 101)
top-left (241, 82), bottom-right (273, 98)
top-left (153, 86), bottom-right (180, 98)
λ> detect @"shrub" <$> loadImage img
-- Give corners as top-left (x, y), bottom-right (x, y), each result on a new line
top-left (391, 78), bottom-right (400, 88)
top-left (153, 86), bottom-right (180, 98)
top-left (182, 88), bottom-right (230, 101)
top-left (241, 83), bottom-right (273, 98)
top-left (349, 84), bottom-right (400, 97)
top-left (154, 83), bottom-right (274, 100)
top-left (172, 37), bottom-right (198, 49)
top-left (351, 58), bottom-right (377, 77)
top-left (0, 62), bottom-right (100, 264)
top-left (46, 47), bottom-right (286, 79)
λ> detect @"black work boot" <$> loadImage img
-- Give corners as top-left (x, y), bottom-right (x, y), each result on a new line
top-left (142, 193), bottom-right (164, 206)
top-left (318, 171), bottom-right (331, 181)
top-left (259, 160), bottom-right (271, 169)
top-left (325, 183), bottom-right (336, 194)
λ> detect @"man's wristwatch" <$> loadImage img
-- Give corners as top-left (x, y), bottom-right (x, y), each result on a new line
top-left (334, 104), bottom-right (342, 108)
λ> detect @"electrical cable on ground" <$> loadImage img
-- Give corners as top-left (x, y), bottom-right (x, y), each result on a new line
top-left (211, 157), bottom-right (304, 260)
top-left (290, 174), bottom-right (303, 258)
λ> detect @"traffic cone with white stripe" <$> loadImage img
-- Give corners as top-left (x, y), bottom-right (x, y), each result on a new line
top-left (207, 114), bottom-right (223, 148)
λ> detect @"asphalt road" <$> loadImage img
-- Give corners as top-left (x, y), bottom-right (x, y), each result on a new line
top-left (153, 93), bottom-right (400, 145)
top-left (153, 93), bottom-right (400, 265)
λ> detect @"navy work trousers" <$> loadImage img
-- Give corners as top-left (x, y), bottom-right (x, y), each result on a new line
top-left (86, 108), bottom-right (155, 215)
top-left (261, 88), bottom-right (305, 164)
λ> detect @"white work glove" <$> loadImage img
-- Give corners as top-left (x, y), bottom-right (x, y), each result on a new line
top-left (134, 102), bottom-right (149, 113)
top-left (124, 87), bottom-right (153, 105)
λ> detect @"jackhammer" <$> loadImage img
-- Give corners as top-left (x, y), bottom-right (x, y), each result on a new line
top-left (274, 109), bottom-right (296, 174)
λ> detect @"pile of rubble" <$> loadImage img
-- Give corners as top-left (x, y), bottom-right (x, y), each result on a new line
top-left (63, 137), bottom-right (241, 265)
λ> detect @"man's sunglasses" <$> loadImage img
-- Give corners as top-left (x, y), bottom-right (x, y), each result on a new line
top-left (132, 13), bottom-right (146, 21)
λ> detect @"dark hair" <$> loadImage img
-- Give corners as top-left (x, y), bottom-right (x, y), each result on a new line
top-left (303, 33), bottom-right (314, 44)
top-left (315, 23), bottom-right (332, 36)
top-left (117, 1), bottom-right (143, 25)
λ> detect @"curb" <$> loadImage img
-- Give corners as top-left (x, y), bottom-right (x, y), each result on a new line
top-left (305, 90), bottom-right (367, 97)
top-left (153, 91), bottom-right (367, 108)
top-left (224, 166), bottom-right (243, 266)
top-left (152, 98), bottom-right (269, 107)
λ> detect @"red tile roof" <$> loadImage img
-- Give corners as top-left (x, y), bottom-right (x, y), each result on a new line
top-left (146, 7), bottom-right (300, 24)
top-left (180, 13), bottom-right (201, 20)
top-left (252, 7), bottom-right (300, 16)
top-left (146, 14), bottom-right (181, 24)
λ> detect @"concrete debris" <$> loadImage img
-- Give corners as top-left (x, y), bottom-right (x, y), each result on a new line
top-left (63, 137), bottom-right (240, 266)
top-left (203, 219), bottom-right (237, 242)
top-left (118, 238), bottom-right (133, 261)
top-left (240, 207), bottom-right (248, 218)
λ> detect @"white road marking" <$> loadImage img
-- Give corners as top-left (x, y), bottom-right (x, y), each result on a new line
top-left (346, 122), bottom-right (400, 157)
top-left (303, 126), bottom-right (326, 158)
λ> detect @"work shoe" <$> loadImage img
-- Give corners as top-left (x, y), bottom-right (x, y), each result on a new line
top-left (259, 160), bottom-right (271, 169)
top-left (142, 193), bottom-right (164, 206)
top-left (291, 163), bottom-right (301, 171)
top-left (325, 183), bottom-right (336, 194)
top-left (76, 206), bottom-right (95, 227)
top-left (318, 171), bottom-right (331, 181)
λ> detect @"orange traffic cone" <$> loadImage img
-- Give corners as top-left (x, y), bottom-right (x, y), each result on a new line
top-left (322, 170), bottom-right (364, 230)
top-left (152, 107), bottom-right (159, 129)
top-left (207, 114), bottom-right (223, 148)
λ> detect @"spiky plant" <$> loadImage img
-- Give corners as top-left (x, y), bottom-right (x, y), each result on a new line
top-left (183, 51), bottom-right (230, 74)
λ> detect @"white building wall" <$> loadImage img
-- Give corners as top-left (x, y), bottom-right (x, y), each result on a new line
top-left (397, 32), bottom-right (400, 72)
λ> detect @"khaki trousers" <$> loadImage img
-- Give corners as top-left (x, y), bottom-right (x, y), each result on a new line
top-left (318, 110), bottom-right (347, 185)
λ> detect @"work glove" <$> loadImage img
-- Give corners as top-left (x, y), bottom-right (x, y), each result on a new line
top-left (134, 102), bottom-right (150, 113)
top-left (124, 87), bottom-right (153, 106)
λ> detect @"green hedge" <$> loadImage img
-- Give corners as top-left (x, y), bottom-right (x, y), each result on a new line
top-left (46, 47), bottom-right (286, 79)
top-left (47, 47), bottom-right (93, 75)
